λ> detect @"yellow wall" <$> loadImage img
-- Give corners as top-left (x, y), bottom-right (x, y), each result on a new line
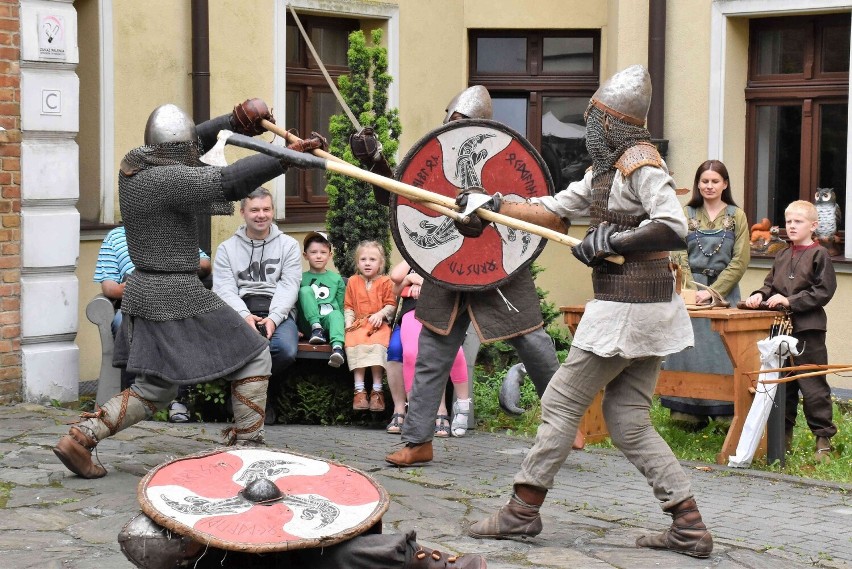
top-left (76, 0), bottom-right (852, 390)
top-left (76, 240), bottom-right (105, 382)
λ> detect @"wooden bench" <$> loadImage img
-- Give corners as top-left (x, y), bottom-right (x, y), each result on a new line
top-left (563, 304), bottom-right (777, 465)
top-left (86, 295), bottom-right (123, 404)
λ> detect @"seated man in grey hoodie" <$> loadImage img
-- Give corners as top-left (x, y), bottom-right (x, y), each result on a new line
top-left (213, 187), bottom-right (302, 423)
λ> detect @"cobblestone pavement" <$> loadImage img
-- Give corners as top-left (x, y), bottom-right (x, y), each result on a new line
top-left (0, 403), bottom-right (849, 569)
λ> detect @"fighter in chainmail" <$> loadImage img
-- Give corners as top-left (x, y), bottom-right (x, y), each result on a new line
top-left (53, 100), bottom-right (326, 479)
top-left (467, 65), bottom-right (714, 559)
top-left (350, 86), bottom-right (568, 468)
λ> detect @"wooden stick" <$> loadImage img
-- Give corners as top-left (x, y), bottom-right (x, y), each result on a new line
top-left (326, 159), bottom-right (628, 262)
top-left (745, 363), bottom-right (852, 376)
top-left (261, 120), bottom-right (466, 222)
top-left (759, 366), bottom-right (852, 384)
top-left (230, 129), bottom-right (626, 264)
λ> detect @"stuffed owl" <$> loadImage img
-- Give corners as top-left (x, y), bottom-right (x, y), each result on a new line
top-left (814, 187), bottom-right (841, 239)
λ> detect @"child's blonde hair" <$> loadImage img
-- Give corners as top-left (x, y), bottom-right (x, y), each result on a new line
top-left (785, 200), bottom-right (818, 222)
top-left (354, 240), bottom-right (386, 274)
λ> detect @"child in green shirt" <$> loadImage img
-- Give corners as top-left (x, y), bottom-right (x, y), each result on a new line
top-left (298, 232), bottom-right (346, 367)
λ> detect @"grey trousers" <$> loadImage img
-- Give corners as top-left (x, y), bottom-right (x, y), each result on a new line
top-left (401, 310), bottom-right (558, 444)
top-left (515, 347), bottom-right (693, 511)
top-left (130, 348), bottom-right (272, 410)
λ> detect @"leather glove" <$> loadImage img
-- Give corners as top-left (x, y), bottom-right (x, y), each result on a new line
top-left (572, 222), bottom-right (618, 267)
top-left (349, 127), bottom-right (384, 164)
top-left (287, 131), bottom-right (329, 153)
top-left (231, 98), bottom-right (274, 136)
top-left (453, 188), bottom-right (502, 238)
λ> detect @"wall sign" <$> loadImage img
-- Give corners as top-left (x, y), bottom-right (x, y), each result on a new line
top-left (41, 89), bottom-right (61, 115)
top-left (38, 13), bottom-right (66, 61)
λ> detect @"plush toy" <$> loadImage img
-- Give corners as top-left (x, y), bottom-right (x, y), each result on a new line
top-left (750, 217), bottom-right (772, 247)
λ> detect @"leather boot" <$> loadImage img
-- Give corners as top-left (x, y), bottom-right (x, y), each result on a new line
top-left (814, 436), bottom-right (832, 464)
top-left (405, 545), bottom-right (486, 569)
top-left (784, 428), bottom-right (794, 453)
top-left (636, 498), bottom-right (713, 558)
top-left (386, 441), bottom-right (433, 466)
top-left (468, 485), bottom-right (546, 539)
top-left (53, 389), bottom-right (156, 478)
top-left (53, 427), bottom-right (107, 479)
top-left (223, 376), bottom-right (268, 446)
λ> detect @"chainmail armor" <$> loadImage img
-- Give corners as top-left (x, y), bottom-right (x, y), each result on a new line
top-left (119, 142), bottom-right (233, 320)
top-left (584, 105), bottom-right (673, 303)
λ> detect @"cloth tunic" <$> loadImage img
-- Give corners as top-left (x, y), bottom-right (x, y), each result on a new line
top-left (752, 243), bottom-right (837, 437)
top-left (663, 204), bottom-right (749, 383)
top-left (753, 244), bottom-right (836, 333)
top-left (344, 274), bottom-right (396, 369)
top-left (535, 166), bottom-right (693, 358)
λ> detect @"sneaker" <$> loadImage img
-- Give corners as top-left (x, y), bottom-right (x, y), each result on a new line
top-left (167, 401), bottom-right (190, 424)
top-left (308, 327), bottom-right (327, 344)
top-left (328, 346), bottom-right (345, 368)
top-left (353, 390), bottom-right (370, 410)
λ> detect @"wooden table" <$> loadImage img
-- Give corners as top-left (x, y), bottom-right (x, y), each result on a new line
top-left (561, 305), bottom-right (777, 465)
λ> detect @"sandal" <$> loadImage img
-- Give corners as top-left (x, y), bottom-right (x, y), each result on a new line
top-left (434, 415), bottom-right (450, 438)
top-left (167, 401), bottom-right (190, 424)
top-left (386, 413), bottom-right (405, 434)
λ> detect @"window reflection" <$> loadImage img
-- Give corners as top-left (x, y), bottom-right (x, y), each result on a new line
top-left (477, 37), bottom-right (527, 73)
top-left (819, 103), bottom-right (847, 214)
top-left (285, 91), bottom-right (300, 198)
top-left (541, 97), bottom-right (590, 191)
top-left (311, 92), bottom-right (340, 197)
top-left (756, 27), bottom-right (805, 75)
top-left (822, 25), bottom-right (851, 73)
top-left (542, 37), bottom-right (594, 73)
top-left (754, 105), bottom-right (802, 224)
top-left (310, 26), bottom-right (350, 66)
top-left (492, 97), bottom-right (527, 136)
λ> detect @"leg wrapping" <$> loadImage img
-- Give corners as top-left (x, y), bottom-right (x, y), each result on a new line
top-left (78, 389), bottom-right (158, 442)
top-left (223, 375), bottom-right (268, 445)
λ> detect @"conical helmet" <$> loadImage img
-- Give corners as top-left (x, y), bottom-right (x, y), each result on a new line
top-left (444, 85), bottom-right (493, 124)
top-left (144, 104), bottom-right (198, 146)
top-left (588, 65), bottom-right (651, 126)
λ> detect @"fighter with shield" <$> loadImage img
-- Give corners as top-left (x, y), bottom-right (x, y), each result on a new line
top-left (349, 86), bottom-right (568, 467)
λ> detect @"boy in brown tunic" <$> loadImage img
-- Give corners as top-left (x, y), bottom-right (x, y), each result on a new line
top-left (745, 200), bottom-right (837, 462)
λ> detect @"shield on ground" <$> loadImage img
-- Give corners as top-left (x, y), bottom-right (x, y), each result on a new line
top-left (137, 447), bottom-right (389, 553)
top-left (392, 119), bottom-right (555, 291)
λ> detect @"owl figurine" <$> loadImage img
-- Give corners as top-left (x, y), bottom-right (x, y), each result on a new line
top-left (813, 187), bottom-right (842, 256)
top-left (814, 187), bottom-right (841, 238)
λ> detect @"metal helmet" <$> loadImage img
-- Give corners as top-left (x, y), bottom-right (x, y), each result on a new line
top-left (588, 64), bottom-right (652, 126)
top-left (443, 85), bottom-right (493, 124)
top-left (143, 104), bottom-right (197, 146)
top-left (118, 512), bottom-right (203, 568)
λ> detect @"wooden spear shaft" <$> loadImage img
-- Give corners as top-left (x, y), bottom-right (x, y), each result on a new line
top-left (759, 366), bottom-right (852, 384)
top-left (231, 129), bottom-right (626, 263)
top-left (260, 119), bottom-right (465, 222)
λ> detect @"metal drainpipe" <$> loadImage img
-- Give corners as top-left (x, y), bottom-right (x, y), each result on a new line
top-left (648, 0), bottom-right (668, 158)
top-left (191, 0), bottom-right (212, 256)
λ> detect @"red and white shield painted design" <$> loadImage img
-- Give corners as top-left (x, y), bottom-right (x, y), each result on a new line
top-left (392, 119), bottom-right (555, 291)
top-left (138, 448), bottom-right (389, 552)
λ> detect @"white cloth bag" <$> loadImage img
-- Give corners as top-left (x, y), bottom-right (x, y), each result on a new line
top-left (727, 335), bottom-right (800, 468)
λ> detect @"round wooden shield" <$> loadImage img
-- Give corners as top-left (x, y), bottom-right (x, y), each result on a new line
top-left (137, 448), bottom-right (389, 553)
top-left (392, 119), bottom-right (555, 291)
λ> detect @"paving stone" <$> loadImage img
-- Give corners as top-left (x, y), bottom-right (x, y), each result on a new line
top-left (0, 404), bottom-right (849, 569)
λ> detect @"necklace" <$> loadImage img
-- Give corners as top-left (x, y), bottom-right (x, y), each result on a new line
top-left (788, 249), bottom-right (804, 280)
